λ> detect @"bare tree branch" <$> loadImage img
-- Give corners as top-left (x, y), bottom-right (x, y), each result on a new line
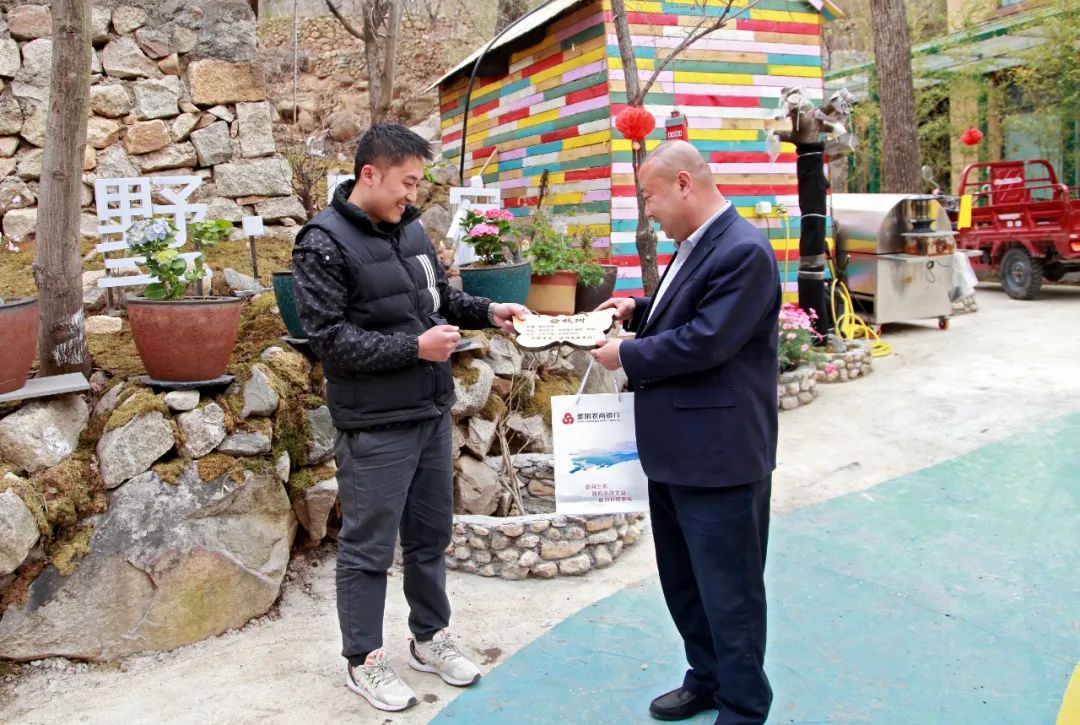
top-left (637, 0), bottom-right (761, 101)
top-left (324, 0), bottom-right (364, 39)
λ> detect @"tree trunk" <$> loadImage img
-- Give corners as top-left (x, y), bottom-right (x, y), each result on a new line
top-left (325, 0), bottom-right (399, 124)
top-left (361, 0), bottom-right (400, 124)
top-left (496, 0), bottom-right (529, 33)
top-left (610, 0), bottom-right (659, 295)
top-left (870, 0), bottom-right (923, 192)
top-left (33, 0), bottom-right (91, 378)
top-left (376, 0), bottom-right (400, 122)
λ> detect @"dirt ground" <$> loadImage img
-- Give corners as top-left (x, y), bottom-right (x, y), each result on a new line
top-left (2, 284), bottom-right (1078, 724)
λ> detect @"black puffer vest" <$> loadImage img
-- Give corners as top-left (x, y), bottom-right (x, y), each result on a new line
top-left (298, 182), bottom-right (453, 429)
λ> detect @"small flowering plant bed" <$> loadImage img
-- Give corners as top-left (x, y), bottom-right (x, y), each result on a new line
top-left (778, 303), bottom-right (824, 373)
top-left (461, 207), bottom-right (519, 266)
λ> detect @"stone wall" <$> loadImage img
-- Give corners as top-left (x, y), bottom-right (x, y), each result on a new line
top-left (448, 513), bottom-right (648, 580)
top-left (778, 364), bottom-right (819, 412)
top-left (0, 0), bottom-right (303, 245)
top-left (815, 340), bottom-right (874, 383)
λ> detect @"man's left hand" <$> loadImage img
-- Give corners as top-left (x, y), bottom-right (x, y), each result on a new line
top-left (591, 338), bottom-right (623, 371)
top-left (491, 303), bottom-right (531, 332)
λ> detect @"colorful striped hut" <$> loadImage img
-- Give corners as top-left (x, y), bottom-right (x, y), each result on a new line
top-left (433, 0), bottom-right (842, 298)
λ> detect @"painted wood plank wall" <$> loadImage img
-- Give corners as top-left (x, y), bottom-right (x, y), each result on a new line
top-left (439, 0), bottom-right (830, 300)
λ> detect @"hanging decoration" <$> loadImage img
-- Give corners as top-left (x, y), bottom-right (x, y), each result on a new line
top-left (960, 127), bottom-right (984, 146)
top-left (615, 106), bottom-right (656, 151)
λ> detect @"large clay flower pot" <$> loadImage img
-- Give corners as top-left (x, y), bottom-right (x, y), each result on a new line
top-left (574, 264), bottom-right (619, 313)
top-left (527, 270), bottom-right (578, 315)
top-left (127, 296), bottom-right (243, 382)
top-left (459, 259), bottom-right (532, 306)
top-left (0, 297), bottom-right (38, 394)
top-left (272, 271), bottom-right (306, 340)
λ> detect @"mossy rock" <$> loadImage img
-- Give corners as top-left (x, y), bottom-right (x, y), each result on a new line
top-left (287, 462), bottom-right (337, 500)
top-left (238, 416), bottom-right (273, 437)
top-left (2, 456), bottom-right (107, 543)
top-left (105, 387), bottom-right (168, 433)
top-left (47, 524), bottom-right (94, 577)
top-left (451, 357), bottom-right (481, 386)
top-left (272, 394), bottom-right (314, 467)
top-left (262, 349), bottom-right (312, 393)
top-left (478, 393), bottom-right (507, 422)
top-left (86, 322), bottom-right (144, 379)
top-left (195, 453), bottom-right (247, 485)
top-left (231, 293), bottom-right (288, 366)
top-left (152, 457), bottom-right (194, 486)
top-left (523, 371), bottom-right (582, 426)
top-left (0, 559), bottom-right (46, 614)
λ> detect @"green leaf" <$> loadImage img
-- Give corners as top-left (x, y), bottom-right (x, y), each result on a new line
top-left (170, 258), bottom-right (188, 274)
top-left (143, 283), bottom-right (167, 300)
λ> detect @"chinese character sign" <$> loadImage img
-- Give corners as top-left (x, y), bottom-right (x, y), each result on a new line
top-left (551, 391), bottom-right (648, 515)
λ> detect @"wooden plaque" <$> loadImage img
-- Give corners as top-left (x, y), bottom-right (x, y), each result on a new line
top-left (512, 310), bottom-right (617, 351)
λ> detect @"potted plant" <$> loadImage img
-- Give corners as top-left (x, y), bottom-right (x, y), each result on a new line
top-left (0, 295), bottom-right (38, 394)
top-left (457, 207), bottom-right (532, 305)
top-left (572, 226), bottom-right (618, 313)
top-left (124, 217), bottom-right (242, 382)
top-left (518, 212), bottom-right (578, 315)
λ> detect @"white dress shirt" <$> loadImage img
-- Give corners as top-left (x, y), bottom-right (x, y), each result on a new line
top-left (646, 201), bottom-right (731, 324)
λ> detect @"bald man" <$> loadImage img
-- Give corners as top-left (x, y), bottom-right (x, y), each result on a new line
top-left (593, 141), bottom-right (781, 724)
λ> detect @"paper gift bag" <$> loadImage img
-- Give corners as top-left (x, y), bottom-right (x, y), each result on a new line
top-left (550, 360), bottom-right (648, 514)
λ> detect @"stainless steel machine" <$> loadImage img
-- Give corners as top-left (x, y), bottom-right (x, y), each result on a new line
top-left (831, 194), bottom-right (957, 328)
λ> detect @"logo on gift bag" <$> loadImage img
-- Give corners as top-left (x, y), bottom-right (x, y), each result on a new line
top-left (562, 412), bottom-right (575, 425)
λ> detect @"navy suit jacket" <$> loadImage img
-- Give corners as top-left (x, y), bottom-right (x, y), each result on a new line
top-left (620, 204), bottom-right (782, 487)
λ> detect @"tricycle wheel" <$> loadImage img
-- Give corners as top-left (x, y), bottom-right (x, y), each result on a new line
top-left (1000, 247), bottom-right (1043, 300)
top-left (938, 317), bottom-right (949, 330)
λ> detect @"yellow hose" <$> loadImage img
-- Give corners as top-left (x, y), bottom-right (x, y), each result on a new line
top-left (828, 259), bottom-right (892, 358)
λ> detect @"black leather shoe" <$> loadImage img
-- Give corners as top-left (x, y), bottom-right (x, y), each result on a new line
top-left (648, 686), bottom-right (715, 720)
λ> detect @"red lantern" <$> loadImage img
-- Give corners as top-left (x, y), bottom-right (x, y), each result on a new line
top-left (960, 127), bottom-right (983, 146)
top-left (615, 105), bottom-right (656, 150)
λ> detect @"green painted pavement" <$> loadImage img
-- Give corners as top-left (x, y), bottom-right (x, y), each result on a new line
top-left (434, 413), bottom-right (1080, 723)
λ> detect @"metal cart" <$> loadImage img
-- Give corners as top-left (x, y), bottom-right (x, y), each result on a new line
top-left (832, 194), bottom-right (959, 329)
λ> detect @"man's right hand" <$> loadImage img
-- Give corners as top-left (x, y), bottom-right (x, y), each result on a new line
top-left (595, 297), bottom-right (636, 322)
top-left (418, 325), bottom-right (461, 362)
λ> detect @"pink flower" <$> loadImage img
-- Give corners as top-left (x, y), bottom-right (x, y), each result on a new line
top-left (468, 223), bottom-right (500, 238)
top-left (786, 332), bottom-right (797, 340)
top-left (800, 344), bottom-right (809, 352)
top-left (824, 364), bottom-right (837, 374)
top-left (484, 208), bottom-right (514, 221)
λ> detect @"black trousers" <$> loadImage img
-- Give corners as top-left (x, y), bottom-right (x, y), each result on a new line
top-left (649, 476), bottom-right (773, 725)
top-left (334, 412), bottom-right (454, 664)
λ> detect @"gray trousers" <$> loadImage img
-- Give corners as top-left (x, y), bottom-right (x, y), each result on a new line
top-left (334, 412), bottom-right (454, 663)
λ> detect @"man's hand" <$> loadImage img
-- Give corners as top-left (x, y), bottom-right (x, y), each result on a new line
top-left (595, 297), bottom-right (636, 322)
top-left (591, 338), bottom-right (623, 371)
top-left (491, 302), bottom-right (531, 332)
top-left (418, 325), bottom-right (461, 362)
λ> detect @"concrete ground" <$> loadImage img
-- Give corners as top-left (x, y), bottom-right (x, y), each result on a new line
top-left (1, 283), bottom-right (1079, 724)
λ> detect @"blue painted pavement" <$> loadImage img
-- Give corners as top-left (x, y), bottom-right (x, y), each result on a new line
top-left (434, 413), bottom-right (1080, 724)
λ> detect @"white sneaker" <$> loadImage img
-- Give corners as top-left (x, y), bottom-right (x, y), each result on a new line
top-left (345, 649), bottom-right (419, 712)
top-left (409, 629), bottom-right (482, 686)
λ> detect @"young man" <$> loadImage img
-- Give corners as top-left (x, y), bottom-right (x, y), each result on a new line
top-left (292, 124), bottom-right (528, 712)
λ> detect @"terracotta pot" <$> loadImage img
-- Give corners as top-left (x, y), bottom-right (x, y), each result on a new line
top-left (526, 270), bottom-right (578, 315)
top-left (127, 296), bottom-right (243, 382)
top-left (0, 297), bottom-right (38, 394)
